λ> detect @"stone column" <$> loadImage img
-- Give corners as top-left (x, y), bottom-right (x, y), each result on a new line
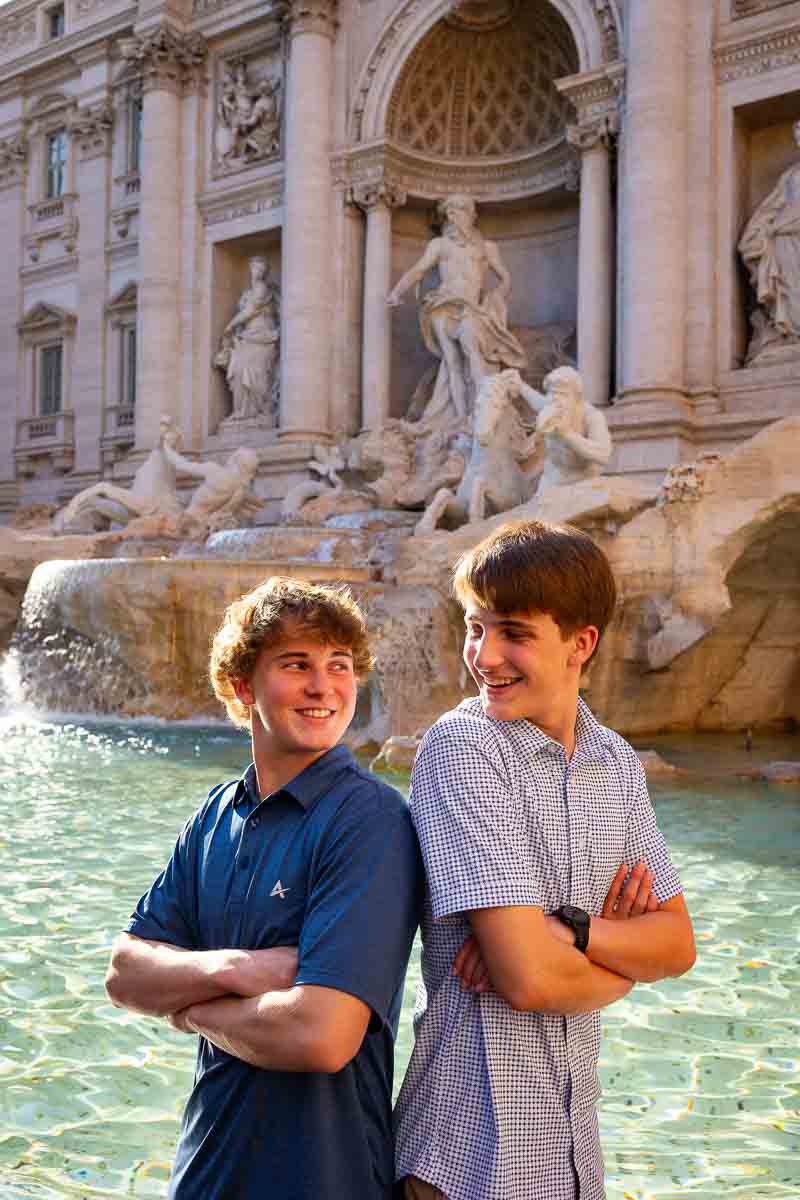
top-left (119, 24), bottom-right (206, 453)
top-left (568, 121), bottom-right (614, 410)
top-left (353, 182), bottom-right (406, 430)
top-left (280, 0), bottom-right (338, 441)
top-left (557, 69), bottom-right (622, 412)
top-left (618, 0), bottom-right (689, 408)
top-left (329, 190), bottom-right (365, 437)
top-left (70, 100), bottom-right (114, 479)
top-left (0, 135), bottom-right (27, 488)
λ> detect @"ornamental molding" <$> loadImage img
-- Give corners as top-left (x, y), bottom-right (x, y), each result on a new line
top-left (285, 0), bottom-right (338, 39)
top-left (591, 0), bottom-right (620, 62)
top-left (197, 175), bottom-right (284, 226)
top-left (118, 23), bottom-right (208, 96)
top-left (557, 63), bottom-right (624, 150)
top-left (332, 137), bottom-right (577, 203)
top-left (732, 0), bottom-right (796, 17)
top-left (18, 300), bottom-right (77, 337)
top-left (714, 24), bottom-right (800, 81)
top-left (350, 180), bottom-right (407, 211)
top-left (213, 46), bottom-right (283, 180)
top-left (69, 101), bottom-right (114, 161)
top-left (0, 132), bottom-right (28, 188)
top-left (0, 8), bottom-right (36, 54)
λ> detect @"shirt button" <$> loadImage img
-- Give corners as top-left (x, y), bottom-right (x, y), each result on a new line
top-left (250, 817), bottom-right (260, 829)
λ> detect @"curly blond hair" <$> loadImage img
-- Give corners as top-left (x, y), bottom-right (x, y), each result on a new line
top-left (210, 576), bottom-right (375, 728)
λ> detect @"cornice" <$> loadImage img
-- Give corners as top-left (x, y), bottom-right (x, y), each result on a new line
top-left (0, 8), bottom-right (136, 81)
top-left (714, 21), bottom-right (800, 81)
top-left (350, 180), bottom-right (406, 211)
top-left (332, 137), bottom-right (576, 203)
top-left (732, 0), bottom-right (797, 17)
top-left (197, 173), bottom-right (284, 226)
top-left (118, 22), bottom-right (207, 96)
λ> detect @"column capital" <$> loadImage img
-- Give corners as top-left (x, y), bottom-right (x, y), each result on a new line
top-left (350, 180), bottom-right (406, 213)
top-left (285, 0), bottom-right (338, 40)
top-left (0, 131), bottom-right (28, 189)
top-left (118, 23), bottom-right (208, 96)
top-left (69, 101), bottom-right (114, 162)
top-left (567, 112), bottom-right (618, 153)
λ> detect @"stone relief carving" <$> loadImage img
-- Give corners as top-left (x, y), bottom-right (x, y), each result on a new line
top-left (285, 0), bottom-right (339, 39)
top-left (387, 193), bottom-right (526, 430)
top-left (119, 24), bottom-right (207, 95)
top-left (0, 132), bottom-right (28, 188)
top-left (215, 59), bottom-right (282, 173)
top-left (161, 443), bottom-right (262, 531)
top-left (658, 455), bottom-right (722, 507)
top-left (214, 256), bottom-right (280, 424)
top-left (739, 120), bottom-right (800, 366)
top-left (592, 1), bottom-right (620, 61)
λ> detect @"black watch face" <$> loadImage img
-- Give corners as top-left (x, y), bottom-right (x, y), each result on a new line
top-left (562, 905), bottom-right (589, 927)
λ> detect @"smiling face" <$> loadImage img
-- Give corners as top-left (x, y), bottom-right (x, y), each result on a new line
top-left (463, 601), bottom-right (597, 742)
top-left (232, 628), bottom-right (357, 781)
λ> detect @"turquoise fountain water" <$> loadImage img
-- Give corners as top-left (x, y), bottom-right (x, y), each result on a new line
top-left (0, 715), bottom-right (798, 1199)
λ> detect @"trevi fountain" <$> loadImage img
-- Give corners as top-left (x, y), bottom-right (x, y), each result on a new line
top-left (0, 0), bottom-right (798, 1197)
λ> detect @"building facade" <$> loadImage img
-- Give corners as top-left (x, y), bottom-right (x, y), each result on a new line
top-left (0, 0), bottom-right (799, 520)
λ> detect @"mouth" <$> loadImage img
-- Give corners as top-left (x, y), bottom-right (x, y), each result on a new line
top-left (479, 676), bottom-right (523, 697)
top-left (295, 708), bottom-right (337, 720)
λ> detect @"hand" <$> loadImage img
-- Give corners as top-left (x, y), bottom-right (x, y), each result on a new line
top-left (168, 1006), bottom-right (196, 1034)
top-left (387, 291), bottom-right (402, 308)
top-left (602, 863), bottom-right (659, 920)
top-left (452, 935), bottom-right (491, 994)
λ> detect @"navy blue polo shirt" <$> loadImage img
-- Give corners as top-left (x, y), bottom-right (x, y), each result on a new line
top-left (127, 744), bottom-right (422, 1200)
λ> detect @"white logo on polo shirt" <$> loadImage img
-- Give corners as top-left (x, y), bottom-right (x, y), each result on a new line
top-left (270, 879), bottom-right (290, 900)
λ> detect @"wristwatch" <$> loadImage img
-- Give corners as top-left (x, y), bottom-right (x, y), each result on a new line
top-left (554, 905), bottom-right (591, 953)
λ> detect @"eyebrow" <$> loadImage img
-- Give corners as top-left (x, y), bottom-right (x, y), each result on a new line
top-left (464, 616), bottom-right (536, 633)
top-left (273, 648), bottom-right (354, 660)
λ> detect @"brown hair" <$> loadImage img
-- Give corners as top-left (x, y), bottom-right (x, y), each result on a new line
top-left (452, 520), bottom-right (617, 655)
top-left (210, 576), bottom-right (375, 728)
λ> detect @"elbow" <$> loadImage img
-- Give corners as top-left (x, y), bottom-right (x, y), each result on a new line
top-left (671, 940), bottom-right (697, 978)
top-left (303, 1038), bottom-right (357, 1075)
top-left (497, 978), bottom-right (555, 1014)
top-left (105, 938), bottom-right (133, 1008)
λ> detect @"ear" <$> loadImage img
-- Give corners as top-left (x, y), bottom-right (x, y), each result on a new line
top-left (568, 626), bottom-right (599, 669)
top-left (232, 676), bottom-right (255, 707)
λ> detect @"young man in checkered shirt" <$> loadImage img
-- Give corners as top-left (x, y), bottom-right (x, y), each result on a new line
top-left (394, 520), bottom-right (696, 1200)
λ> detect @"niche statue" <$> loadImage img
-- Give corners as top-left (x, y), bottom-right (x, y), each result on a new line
top-left (214, 256), bottom-right (280, 424)
top-left (739, 119), bottom-right (800, 365)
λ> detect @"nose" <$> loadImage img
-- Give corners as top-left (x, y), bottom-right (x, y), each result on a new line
top-left (470, 631), bottom-right (504, 673)
top-left (304, 668), bottom-right (333, 697)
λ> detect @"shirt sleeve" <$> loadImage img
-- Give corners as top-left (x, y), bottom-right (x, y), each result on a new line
top-left (410, 721), bottom-right (543, 920)
top-left (126, 815), bottom-right (200, 949)
top-left (294, 784), bottom-right (422, 1030)
top-left (624, 760), bottom-right (683, 903)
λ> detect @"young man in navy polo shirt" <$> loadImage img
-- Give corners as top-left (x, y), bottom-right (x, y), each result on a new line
top-left (106, 577), bottom-right (422, 1200)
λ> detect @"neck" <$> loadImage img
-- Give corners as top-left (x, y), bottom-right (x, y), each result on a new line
top-left (531, 689), bottom-right (580, 759)
top-left (250, 723), bottom-right (332, 798)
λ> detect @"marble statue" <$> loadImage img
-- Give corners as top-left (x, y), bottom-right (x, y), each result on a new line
top-left (54, 416), bottom-right (183, 532)
top-left (504, 365), bottom-right (612, 494)
top-left (161, 442), bottom-right (261, 529)
top-left (281, 444), bottom-right (348, 523)
top-left (415, 372), bottom-right (536, 534)
top-left (387, 193), bottom-right (526, 430)
top-left (739, 119), bottom-right (800, 364)
top-left (216, 61), bottom-right (281, 169)
top-left (214, 256), bottom-right (280, 423)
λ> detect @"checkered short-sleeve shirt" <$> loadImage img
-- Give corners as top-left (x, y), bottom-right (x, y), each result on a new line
top-left (394, 698), bottom-right (683, 1200)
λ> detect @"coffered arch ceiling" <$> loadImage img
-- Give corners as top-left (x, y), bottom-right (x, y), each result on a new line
top-left (385, 1), bottom-right (579, 161)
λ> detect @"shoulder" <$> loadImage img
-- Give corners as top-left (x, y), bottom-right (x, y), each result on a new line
top-left (415, 699), bottom-right (517, 777)
top-left (330, 759), bottom-right (412, 826)
top-left (583, 706), bottom-right (645, 789)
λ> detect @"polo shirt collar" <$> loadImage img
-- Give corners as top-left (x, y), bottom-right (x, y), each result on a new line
top-left (235, 744), bottom-right (355, 811)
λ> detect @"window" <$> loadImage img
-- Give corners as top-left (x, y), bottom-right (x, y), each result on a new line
top-left (40, 343), bottom-right (63, 415)
top-left (129, 96), bottom-right (143, 174)
top-left (121, 325), bottom-right (137, 410)
top-left (46, 130), bottom-right (66, 198)
top-left (48, 5), bottom-right (65, 39)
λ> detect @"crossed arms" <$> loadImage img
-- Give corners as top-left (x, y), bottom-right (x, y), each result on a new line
top-left (106, 935), bottom-right (371, 1073)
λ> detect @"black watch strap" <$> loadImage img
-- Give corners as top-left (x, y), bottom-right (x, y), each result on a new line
top-left (554, 905), bottom-right (591, 953)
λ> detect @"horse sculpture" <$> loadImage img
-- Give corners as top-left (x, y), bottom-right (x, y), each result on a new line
top-left (414, 370), bottom-right (537, 535)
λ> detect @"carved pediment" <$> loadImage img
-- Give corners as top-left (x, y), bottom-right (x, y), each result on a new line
top-left (18, 302), bottom-right (77, 336)
top-left (106, 281), bottom-right (138, 316)
top-left (30, 92), bottom-right (72, 116)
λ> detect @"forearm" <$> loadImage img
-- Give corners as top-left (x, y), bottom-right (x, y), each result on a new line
top-left (561, 431), bottom-right (612, 464)
top-left (511, 944), bottom-right (632, 1015)
top-left (180, 985), bottom-right (359, 1074)
top-left (105, 936), bottom-right (238, 1016)
top-left (105, 936), bottom-right (297, 1016)
top-left (587, 912), bottom-right (696, 982)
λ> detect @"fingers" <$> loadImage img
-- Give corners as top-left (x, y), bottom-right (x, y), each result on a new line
top-left (646, 892), bottom-right (659, 913)
top-left (617, 862), bottom-right (652, 917)
top-left (452, 936), bottom-right (490, 993)
top-left (602, 863), bottom-right (627, 918)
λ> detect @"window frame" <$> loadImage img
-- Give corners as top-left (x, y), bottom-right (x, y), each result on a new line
top-left (38, 341), bottom-right (64, 416)
top-left (48, 4), bottom-right (65, 40)
top-left (45, 128), bottom-right (67, 199)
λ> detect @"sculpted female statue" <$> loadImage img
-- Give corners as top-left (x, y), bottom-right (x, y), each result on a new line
top-left (215, 256), bottom-right (280, 423)
top-left (739, 120), bottom-right (800, 362)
